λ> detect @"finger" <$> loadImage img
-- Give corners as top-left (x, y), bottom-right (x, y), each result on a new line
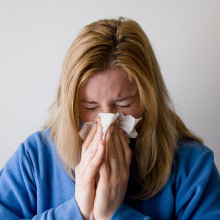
top-left (98, 157), bottom-right (110, 188)
top-left (105, 124), bottom-right (115, 159)
top-left (82, 122), bottom-right (98, 156)
top-left (105, 124), bottom-right (119, 177)
top-left (84, 122), bottom-right (103, 158)
top-left (119, 128), bottom-right (132, 170)
top-left (86, 141), bottom-right (106, 180)
top-left (82, 122), bottom-right (104, 171)
top-left (113, 122), bottom-right (125, 172)
top-left (91, 120), bottom-right (103, 149)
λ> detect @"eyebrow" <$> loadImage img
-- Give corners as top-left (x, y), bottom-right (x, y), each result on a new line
top-left (80, 100), bottom-right (98, 104)
top-left (80, 95), bottom-right (135, 104)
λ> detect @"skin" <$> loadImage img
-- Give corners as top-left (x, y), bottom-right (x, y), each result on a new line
top-left (79, 68), bottom-right (143, 122)
top-left (75, 68), bottom-right (144, 220)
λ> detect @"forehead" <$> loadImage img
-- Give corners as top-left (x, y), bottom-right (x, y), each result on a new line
top-left (79, 68), bottom-right (137, 100)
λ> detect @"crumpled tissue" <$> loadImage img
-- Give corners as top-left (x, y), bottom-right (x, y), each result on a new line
top-left (79, 112), bottom-right (142, 140)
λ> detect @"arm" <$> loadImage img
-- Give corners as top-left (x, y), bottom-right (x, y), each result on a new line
top-left (0, 144), bottom-right (84, 220)
top-left (175, 144), bottom-right (220, 219)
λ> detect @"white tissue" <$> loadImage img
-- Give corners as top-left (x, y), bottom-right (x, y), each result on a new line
top-left (79, 112), bottom-right (142, 140)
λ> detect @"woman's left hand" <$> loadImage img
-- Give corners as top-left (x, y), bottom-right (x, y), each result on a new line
top-left (93, 122), bottom-right (132, 220)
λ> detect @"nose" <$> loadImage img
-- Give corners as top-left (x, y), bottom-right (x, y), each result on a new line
top-left (101, 105), bottom-right (117, 114)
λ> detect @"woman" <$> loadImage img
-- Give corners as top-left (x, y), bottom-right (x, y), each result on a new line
top-left (0, 18), bottom-right (219, 219)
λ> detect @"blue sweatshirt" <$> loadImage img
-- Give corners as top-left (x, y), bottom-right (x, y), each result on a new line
top-left (0, 130), bottom-right (220, 220)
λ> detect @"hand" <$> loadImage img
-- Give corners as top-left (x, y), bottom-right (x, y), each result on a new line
top-left (75, 121), bottom-right (105, 220)
top-left (93, 121), bottom-right (132, 220)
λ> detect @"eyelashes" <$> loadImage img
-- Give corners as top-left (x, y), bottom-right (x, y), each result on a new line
top-left (85, 104), bottom-right (131, 111)
top-left (85, 107), bottom-right (98, 111)
top-left (119, 104), bottom-right (131, 108)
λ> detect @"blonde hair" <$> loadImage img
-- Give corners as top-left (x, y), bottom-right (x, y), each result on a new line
top-left (45, 17), bottom-right (202, 199)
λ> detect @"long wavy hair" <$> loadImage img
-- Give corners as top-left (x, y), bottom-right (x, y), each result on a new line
top-left (45, 17), bottom-right (202, 199)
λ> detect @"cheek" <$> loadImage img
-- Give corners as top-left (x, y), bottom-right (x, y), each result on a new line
top-left (133, 101), bottom-right (144, 118)
top-left (123, 108), bottom-right (143, 119)
top-left (122, 103), bottom-right (144, 119)
top-left (79, 109), bottom-right (100, 122)
top-left (134, 106), bottom-right (144, 118)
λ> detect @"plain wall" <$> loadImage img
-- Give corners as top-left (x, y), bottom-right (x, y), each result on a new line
top-left (0, 0), bottom-right (219, 170)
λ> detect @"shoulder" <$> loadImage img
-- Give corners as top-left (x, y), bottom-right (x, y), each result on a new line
top-left (1, 129), bottom-right (59, 186)
top-left (174, 140), bottom-right (218, 190)
top-left (172, 142), bottom-right (220, 218)
top-left (15, 129), bottom-right (60, 175)
top-left (175, 140), bottom-right (214, 172)
top-left (178, 140), bottom-right (212, 155)
top-left (22, 129), bottom-right (53, 149)
top-left (21, 129), bottom-right (55, 156)
top-left (2, 130), bottom-right (54, 168)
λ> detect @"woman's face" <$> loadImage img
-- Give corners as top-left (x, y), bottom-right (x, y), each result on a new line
top-left (79, 68), bottom-right (144, 122)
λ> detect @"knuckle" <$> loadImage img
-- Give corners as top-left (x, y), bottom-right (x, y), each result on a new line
top-left (89, 150), bottom-right (94, 157)
top-left (88, 149), bottom-right (95, 158)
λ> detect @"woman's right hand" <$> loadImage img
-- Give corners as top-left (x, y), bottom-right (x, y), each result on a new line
top-left (75, 121), bottom-right (105, 220)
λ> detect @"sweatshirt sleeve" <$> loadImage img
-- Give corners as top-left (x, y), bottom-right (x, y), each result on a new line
top-left (0, 144), bottom-right (83, 220)
top-left (175, 144), bottom-right (220, 219)
top-left (111, 203), bottom-right (151, 220)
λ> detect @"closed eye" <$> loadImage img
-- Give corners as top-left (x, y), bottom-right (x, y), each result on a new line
top-left (116, 100), bottom-right (135, 108)
top-left (119, 104), bottom-right (131, 108)
top-left (85, 107), bottom-right (98, 111)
